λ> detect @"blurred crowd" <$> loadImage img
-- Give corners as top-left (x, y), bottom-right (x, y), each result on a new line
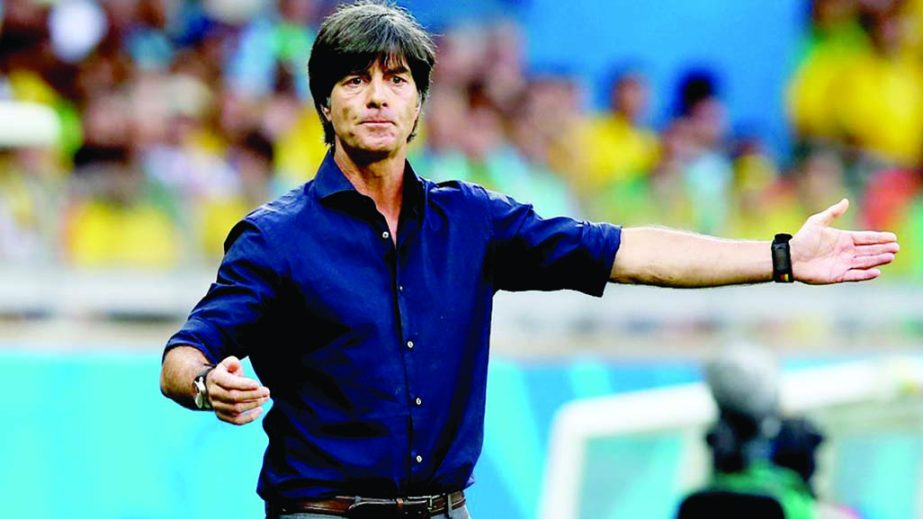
top-left (0, 0), bottom-right (921, 276)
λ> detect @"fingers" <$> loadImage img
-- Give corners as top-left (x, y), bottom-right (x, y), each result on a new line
top-left (221, 355), bottom-right (245, 376)
top-left (216, 405), bottom-right (266, 426)
top-left (208, 369), bottom-right (270, 403)
top-left (210, 376), bottom-right (270, 426)
top-left (812, 198), bottom-right (849, 226)
top-left (208, 356), bottom-right (270, 426)
top-left (213, 393), bottom-right (269, 416)
top-left (210, 366), bottom-right (261, 391)
top-left (852, 252), bottom-right (896, 270)
top-left (842, 249), bottom-right (894, 282)
top-left (212, 389), bottom-right (270, 426)
top-left (852, 231), bottom-right (899, 245)
top-left (209, 383), bottom-right (270, 404)
top-left (843, 268), bottom-right (881, 282)
top-left (854, 242), bottom-right (900, 256)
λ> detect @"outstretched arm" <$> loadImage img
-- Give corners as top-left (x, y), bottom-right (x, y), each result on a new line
top-left (610, 199), bottom-right (899, 287)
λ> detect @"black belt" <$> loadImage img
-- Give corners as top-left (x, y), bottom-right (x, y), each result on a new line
top-left (268, 491), bottom-right (466, 518)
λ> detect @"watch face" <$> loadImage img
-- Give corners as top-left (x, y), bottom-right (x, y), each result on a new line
top-left (193, 366), bottom-right (216, 410)
top-left (193, 376), bottom-right (209, 409)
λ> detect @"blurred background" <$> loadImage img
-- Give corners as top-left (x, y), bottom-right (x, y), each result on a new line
top-left (1, 0), bottom-right (922, 518)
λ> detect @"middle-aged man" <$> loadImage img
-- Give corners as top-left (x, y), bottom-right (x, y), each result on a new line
top-left (160, 2), bottom-right (899, 518)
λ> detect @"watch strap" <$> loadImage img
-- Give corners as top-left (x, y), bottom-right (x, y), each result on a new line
top-left (771, 233), bottom-right (794, 283)
top-left (193, 364), bottom-right (216, 410)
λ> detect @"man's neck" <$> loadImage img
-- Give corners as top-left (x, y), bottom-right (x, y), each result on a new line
top-left (333, 143), bottom-right (406, 224)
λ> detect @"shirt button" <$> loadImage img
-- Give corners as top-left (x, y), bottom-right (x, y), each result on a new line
top-left (398, 285), bottom-right (404, 291)
top-left (381, 231), bottom-right (390, 239)
top-left (406, 340), bottom-right (414, 349)
top-left (415, 397), bottom-right (422, 406)
top-left (415, 455), bottom-right (423, 463)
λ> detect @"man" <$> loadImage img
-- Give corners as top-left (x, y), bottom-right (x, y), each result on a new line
top-left (683, 344), bottom-right (852, 519)
top-left (160, 2), bottom-right (899, 518)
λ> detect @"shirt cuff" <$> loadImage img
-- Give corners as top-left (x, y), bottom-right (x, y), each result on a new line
top-left (588, 222), bottom-right (622, 297)
top-left (163, 317), bottom-right (227, 364)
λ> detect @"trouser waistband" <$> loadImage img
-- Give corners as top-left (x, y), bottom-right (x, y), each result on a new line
top-left (267, 490), bottom-right (466, 518)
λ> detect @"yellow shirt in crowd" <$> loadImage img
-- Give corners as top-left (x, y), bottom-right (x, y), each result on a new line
top-left (66, 200), bottom-right (180, 269)
top-left (573, 113), bottom-right (659, 192)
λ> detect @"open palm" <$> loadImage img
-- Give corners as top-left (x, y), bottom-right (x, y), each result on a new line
top-left (790, 199), bottom-right (899, 284)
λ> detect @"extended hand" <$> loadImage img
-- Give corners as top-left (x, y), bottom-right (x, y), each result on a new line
top-left (207, 356), bottom-right (271, 425)
top-left (790, 199), bottom-right (899, 284)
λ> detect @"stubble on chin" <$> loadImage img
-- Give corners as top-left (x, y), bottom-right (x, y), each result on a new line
top-left (340, 135), bottom-right (400, 164)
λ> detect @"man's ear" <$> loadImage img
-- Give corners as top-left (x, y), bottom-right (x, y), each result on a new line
top-left (321, 99), bottom-right (331, 120)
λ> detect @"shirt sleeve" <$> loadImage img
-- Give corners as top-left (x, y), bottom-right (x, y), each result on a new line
top-left (163, 219), bottom-right (282, 363)
top-left (482, 186), bottom-right (622, 296)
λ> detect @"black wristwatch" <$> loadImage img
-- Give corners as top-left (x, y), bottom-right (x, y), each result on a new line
top-left (771, 233), bottom-right (794, 283)
top-left (193, 364), bottom-right (216, 410)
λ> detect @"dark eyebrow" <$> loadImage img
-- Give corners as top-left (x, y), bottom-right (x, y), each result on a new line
top-left (384, 65), bottom-right (410, 75)
top-left (344, 63), bottom-right (409, 78)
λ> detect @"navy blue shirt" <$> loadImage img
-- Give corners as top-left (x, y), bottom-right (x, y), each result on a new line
top-left (165, 152), bottom-right (621, 502)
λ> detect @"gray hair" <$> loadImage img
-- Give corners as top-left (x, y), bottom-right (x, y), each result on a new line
top-left (705, 341), bottom-right (781, 423)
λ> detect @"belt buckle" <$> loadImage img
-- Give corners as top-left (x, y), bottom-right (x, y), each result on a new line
top-left (346, 500), bottom-right (393, 519)
top-left (401, 497), bottom-right (430, 517)
top-left (345, 497), bottom-right (429, 519)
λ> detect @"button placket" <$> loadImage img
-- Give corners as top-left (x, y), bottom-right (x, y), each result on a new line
top-left (392, 229), bottom-right (423, 482)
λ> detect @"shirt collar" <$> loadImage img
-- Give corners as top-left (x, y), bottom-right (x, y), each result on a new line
top-left (313, 150), bottom-right (357, 199)
top-left (402, 160), bottom-right (425, 217)
top-left (313, 149), bottom-right (425, 216)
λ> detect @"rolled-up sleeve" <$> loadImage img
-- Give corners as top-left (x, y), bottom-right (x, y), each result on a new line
top-left (483, 187), bottom-right (621, 296)
top-left (163, 219), bottom-right (282, 363)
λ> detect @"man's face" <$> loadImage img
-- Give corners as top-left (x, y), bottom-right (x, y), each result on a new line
top-left (613, 75), bottom-right (647, 122)
top-left (324, 56), bottom-right (421, 158)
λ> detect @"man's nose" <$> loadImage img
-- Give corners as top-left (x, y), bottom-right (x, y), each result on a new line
top-left (366, 76), bottom-right (387, 107)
